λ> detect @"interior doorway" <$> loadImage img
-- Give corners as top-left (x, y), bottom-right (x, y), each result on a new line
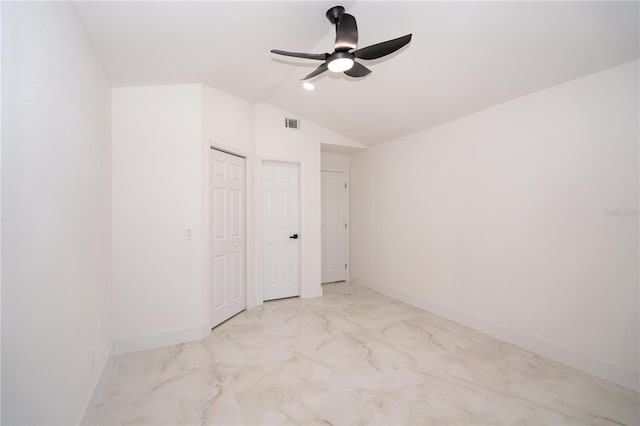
top-left (210, 147), bottom-right (246, 328)
top-left (261, 161), bottom-right (301, 300)
top-left (321, 170), bottom-right (348, 283)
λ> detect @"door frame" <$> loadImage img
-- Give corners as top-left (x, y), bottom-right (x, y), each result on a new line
top-left (257, 157), bottom-right (304, 304)
top-left (321, 167), bottom-right (350, 282)
top-left (207, 142), bottom-right (249, 328)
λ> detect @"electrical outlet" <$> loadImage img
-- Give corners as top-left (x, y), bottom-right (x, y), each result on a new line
top-left (455, 287), bottom-right (462, 298)
top-left (185, 228), bottom-right (193, 240)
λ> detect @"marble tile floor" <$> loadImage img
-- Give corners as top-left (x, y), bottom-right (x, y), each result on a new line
top-left (85, 282), bottom-right (639, 425)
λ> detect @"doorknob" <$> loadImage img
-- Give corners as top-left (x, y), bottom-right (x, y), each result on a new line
top-left (289, 234), bottom-right (299, 239)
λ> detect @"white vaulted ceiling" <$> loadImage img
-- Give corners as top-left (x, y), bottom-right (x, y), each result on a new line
top-left (74, 1), bottom-right (355, 101)
top-left (75, 1), bottom-right (639, 145)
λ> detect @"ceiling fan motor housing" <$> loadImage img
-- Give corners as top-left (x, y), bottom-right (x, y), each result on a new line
top-left (326, 5), bottom-right (345, 24)
top-left (328, 51), bottom-right (354, 62)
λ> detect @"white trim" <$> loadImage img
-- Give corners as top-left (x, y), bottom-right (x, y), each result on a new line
top-left (354, 277), bottom-right (639, 392)
top-left (320, 167), bottom-right (348, 173)
top-left (320, 168), bottom-right (350, 282)
top-left (81, 348), bottom-right (117, 425)
top-left (114, 324), bottom-right (210, 355)
top-left (0, 1), bottom-right (3, 420)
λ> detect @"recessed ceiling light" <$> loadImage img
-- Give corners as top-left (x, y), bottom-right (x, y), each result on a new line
top-left (302, 82), bottom-right (315, 91)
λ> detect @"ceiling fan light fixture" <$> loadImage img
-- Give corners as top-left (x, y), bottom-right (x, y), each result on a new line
top-left (328, 57), bottom-right (354, 72)
top-left (271, 6), bottom-right (413, 81)
top-left (327, 51), bottom-right (354, 73)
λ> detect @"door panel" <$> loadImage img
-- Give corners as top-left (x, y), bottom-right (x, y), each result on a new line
top-left (321, 171), bottom-right (347, 283)
top-left (262, 162), bottom-right (300, 301)
top-left (211, 149), bottom-right (246, 328)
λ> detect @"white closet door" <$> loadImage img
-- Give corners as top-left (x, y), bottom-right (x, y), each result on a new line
top-left (210, 149), bottom-right (246, 328)
top-left (262, 161), bottom-right (300, 301)
top-left (321, 170), bottom-right (348, 283)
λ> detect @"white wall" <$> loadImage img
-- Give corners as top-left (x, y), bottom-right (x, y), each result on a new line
top-left (1, 2), bottom-right (113, 423)
top-left (321, 151), bottom-right (350, 171)
top-left (112, 84), bottom-right (206, 353)
top-left (254, 104), bottom-right (360, 299)
top-left (112, 89), bottom-right (357, 352)
top-left (201, 85), bottom-right (257, 314)
top-left (1, 2), bottom-right (4, 422)
top-left (112, 84), bottom-right (257, 353)
top-left (350, 60), bottom-right (639, 390)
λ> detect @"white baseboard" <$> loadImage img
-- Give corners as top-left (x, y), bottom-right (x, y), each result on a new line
top-left (81, 324), bottom-right (212, 422)
top-left (353, 277), bottom-right (639, 392)
top-left (301, 287), bottom-right (323, 299)
top-left (114, 324), bottom-right (211, 355)
top-left (81, 348), bottom-right (117, 425)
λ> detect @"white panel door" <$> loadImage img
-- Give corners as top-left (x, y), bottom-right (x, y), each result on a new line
top-left (210, 149), bottom-right (246, 328)
top-left (262, 161), bottom-right (300, 301)
top-left (321, 171), bottom-right (348, 283)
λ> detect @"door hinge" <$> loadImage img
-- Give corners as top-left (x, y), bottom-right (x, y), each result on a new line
top-left (345, 263), bottom-right (348, 269)
top-left (344, 182), bottom-right (347, 189)
top-left (344, 223), bottom-right (348, 229)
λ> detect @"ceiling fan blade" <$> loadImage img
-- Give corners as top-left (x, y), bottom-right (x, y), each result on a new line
top-left (344, 62), bottom-right (371, 78)
top-left (301, 62), bottom-right (329, 80)
top-left (271, 50), bottom-right (328, 61)
top-left (335, 13), bottom-right (358, 51)
top-left (353, 34), bottom-right (412, 60)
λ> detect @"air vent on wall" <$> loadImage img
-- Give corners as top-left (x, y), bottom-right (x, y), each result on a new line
top-left (285, 118), bottom-right (300, 129)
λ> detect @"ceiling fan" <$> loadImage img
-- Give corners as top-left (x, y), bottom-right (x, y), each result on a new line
top-left (271, 5), bottom-right (412, 80)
